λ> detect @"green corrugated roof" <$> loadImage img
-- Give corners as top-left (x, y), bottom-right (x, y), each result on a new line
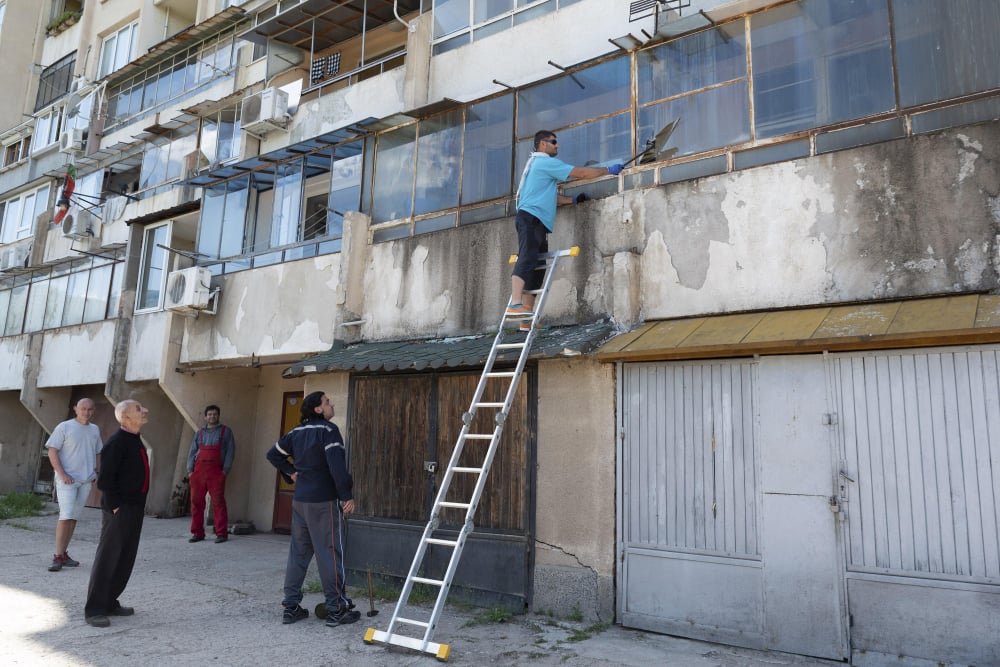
top-left (283, 320), bottom-right (620, 377)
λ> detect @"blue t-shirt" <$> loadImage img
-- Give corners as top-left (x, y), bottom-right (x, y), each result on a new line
top-left (516, 154), bottom-right (573, 231)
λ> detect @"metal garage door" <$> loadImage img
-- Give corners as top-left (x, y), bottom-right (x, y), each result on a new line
top-left (828, 348), bottom-right (1000, 667)
top-left (618, 358), bottom-right (847, 658)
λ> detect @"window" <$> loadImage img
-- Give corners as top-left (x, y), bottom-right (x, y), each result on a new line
top-left (35, 52), bottom-right (76, 111)
top-left (138, 129), bottom-right (197, 191)
top-left (3, 137), bottom-right (31, 168)
top-left (32, 107), bottom-right (64, 153)
top-left (0, 3), bottom-right (6, 33)
top-left (136, 223), bottom-right (170, 311)
top-left (432, 0), bottom-right (579, 53)
top-left (461, 95), bottom-right (513, 205)
top-left (199, 104), bottom-right (242, 167)
top-left (1, 183), bottom-right (50, 245)
top-left (637, 23), bottom-right (750, 157)
top-left (750, 0), bottom-right (894, 138)
top-left (98, 22), bottom-right (138, 78)
top-left (894, 0), bottom-right (1000, 107)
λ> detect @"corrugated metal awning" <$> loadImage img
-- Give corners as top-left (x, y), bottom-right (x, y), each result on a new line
top-left (241, 0), bottom-right (421, 51)
top-left (283, 320), bottom-right (619, 377)
top-left (597, 295), bottom-right (1000, 362)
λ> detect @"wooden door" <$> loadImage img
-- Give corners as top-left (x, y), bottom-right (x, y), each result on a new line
top-left (271, 392), bottom-right (303, 533)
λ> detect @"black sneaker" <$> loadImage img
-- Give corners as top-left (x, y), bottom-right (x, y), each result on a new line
top-left (325, 608), bottom-right (361, 627)
top-left (282, 605), bottom-right (309, 625)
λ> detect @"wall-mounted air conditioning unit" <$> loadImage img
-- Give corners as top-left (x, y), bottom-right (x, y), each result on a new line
top-left (62, 207), bottom-right (95, 240)
top-left (165, 266), bottom-right (217, 314)
top-left (241, 88), bottom-right (290, 136)
top-left (0, 244), bottom-right (30, 272)
top-left (59, 128), bottom-right (85, 154)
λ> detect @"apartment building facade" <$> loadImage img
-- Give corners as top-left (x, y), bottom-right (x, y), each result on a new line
top-left (0, 1), bottom-right (997, 664)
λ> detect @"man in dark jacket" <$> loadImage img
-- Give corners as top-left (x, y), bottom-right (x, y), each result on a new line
top-left (84, 399), bottom-right (150, 628)
top-left (266, 391), bottom-right (360, 628)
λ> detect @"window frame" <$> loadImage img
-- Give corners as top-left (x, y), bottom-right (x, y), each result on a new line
top-left (135, 222), bottom-right (172, 313)
top-left (98, 21), bottom-right (138, 79)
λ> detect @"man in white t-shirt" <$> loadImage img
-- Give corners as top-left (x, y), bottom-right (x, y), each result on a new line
top-left (46, 398), bottom-right (103, 572)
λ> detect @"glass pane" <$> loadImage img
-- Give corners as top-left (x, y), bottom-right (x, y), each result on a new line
top-left (513, 0), bottom-right (555, 25)
top-left (197, 183), bottom-right (227, 258)
top-left (372, 125), bottom-right (417, 223)
top-left (201, 117), bottom-right (220, 165)
top-left (137, 225), bottom-right (169, 310)
top-left (414, 110), bottom-right (463, 215)
top-left (529, 113), bottom-right (632, 172)
top-left (4, 284), bottom-right (26, 335)
top-left (2, 197), bottom-right (22, 244)
top-left (24, 280), bottom-right (49, 332)
top-left (461, 94), bottom-right (513, 204)
top-left (329, 144), bottom-right (364, 238)
top-left (62, 271), bottom-right (87, 326)
top-left (140, 143), bottom-right (168, 189)
top-left (751, 0), bottom-right (894, 139)
top-left (434, 0), bottom-right (470, 38)
top-left (43, 274), bottom-right (68, 329)
top-left (107, 262), bottom-right (122, 319)
top-left (221, 177), bottom-right (249, 257)
top-left (114, 24), bottom-right (135, 72)
top-left (517, 56), bottom-right (630, 139)
top-left (638, 22), bottom-right (746, 104)
top-left (84, 265), bottom-right (112, 322)
top-left (0, 290), bottom-right (9, 335)
top-left (166, 132), bottom-right (197, 182)
top-left (99, 34), bottom-right (117, 77)
top-left (218, 106), bottom-right (240, 162)
top-left (475, 0), bottom-right (513, 23)
top-left (270, 160), bottom-right (304, 247)
top-left (638, 81), bottom-right (750, 158)
top-left (895, 0), bottom-right (1000, 107)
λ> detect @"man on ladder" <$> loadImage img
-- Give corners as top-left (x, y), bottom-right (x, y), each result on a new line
top-left (506, 130), bottom-right (624, 328)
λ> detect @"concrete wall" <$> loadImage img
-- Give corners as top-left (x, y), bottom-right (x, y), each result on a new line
top-left (0, 391), bottom-right (46, 493)
top-left (534, 358), bottom-right (617, 622)
top-left (0, 336), bottom-right (27, 390)
top-left (36, 323), bottom-right (116, 387)
top-left (0, 3), bottom-right (45, 130)
top-left (179, 253), bottom-right (342, 364)
top-left (127, 312), bottom-right (171, 381)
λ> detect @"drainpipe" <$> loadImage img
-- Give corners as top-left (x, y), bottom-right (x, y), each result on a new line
top-left (393, 0), bottom-right (416, 33)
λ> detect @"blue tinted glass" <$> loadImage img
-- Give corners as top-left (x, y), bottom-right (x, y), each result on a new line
top-left (637, 22), bottom-right (746, 104)
top-left (197, 183), bottom-right (226, 258)
top-left (372, 125), bottom-right (417, 223)
top-left (638, 81), bottom-right (749, 158)
top-left (518, 56), bottom-right (630, 139)
top-left (894, 0), bottom-right (1000, 107)
top-left (751, 0), bottom-right (894, 138)
top-left (462, 95), bottom-right (514, 204)
top-left (415, 110), bottom-right (463, 215)
top-left (434, 0), bottom-right (470, 38)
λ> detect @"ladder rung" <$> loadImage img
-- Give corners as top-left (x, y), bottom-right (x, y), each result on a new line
top-left (452, 466), bottom-right (483, 474)
top-left (487, 372), bottom-right (516, 378)
top-left (474, 402), bottom-right (505, 407)
top-left (438, 501), bottom-right (471, 509)
top-left (411, 576), bottom-right (444, 587)
top-left (397, 617), bottom-right (430, 628)
top-left (462, 434), bottom-right (492, 440)
top-left (425, 538), bottom-right (458, 547)
top-left (496, 343), bottom-right (525, 349)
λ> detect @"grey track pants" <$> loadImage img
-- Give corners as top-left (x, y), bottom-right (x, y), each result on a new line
top-left (282, 499), bottom-right (351, 613)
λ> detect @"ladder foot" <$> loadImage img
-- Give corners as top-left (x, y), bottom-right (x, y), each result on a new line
top-left (437, 644), bottom-right (451, 661)
top-left (363, 627), bottom-right (376, 644)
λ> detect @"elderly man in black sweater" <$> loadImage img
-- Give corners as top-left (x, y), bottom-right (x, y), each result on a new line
top-left (84, 399), bottom-right (150, 628)
top-left (266, 391), bottom-right (360, 628)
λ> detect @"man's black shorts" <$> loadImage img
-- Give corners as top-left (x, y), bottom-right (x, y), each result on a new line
top-left (512, 210), bottom-right (549, 291)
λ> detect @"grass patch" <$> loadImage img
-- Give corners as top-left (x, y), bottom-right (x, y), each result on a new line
top-left (407, 582), bottom-right (438, 605)
top-left (463, 607), bottom-right (513, 627)
top-left (566, 605), bottom-right (584, 623)
top-left (7, 521), bottom-right (31, 530)
top-left (0, 492), bottom-right (44, 520)
top-left (566, 623), bottom-right (608, 643)
top-left (303, 580), bottom-right (323, 594)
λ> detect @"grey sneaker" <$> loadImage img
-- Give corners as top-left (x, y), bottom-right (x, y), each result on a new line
top-left (61, 552), bottom-right (80, 567)
top-left (325, 608), bottom-right (361, 627)
top-left (48, 555), bottom-right (64, 572)
top-left (282, 604), bottom-right (308, 624)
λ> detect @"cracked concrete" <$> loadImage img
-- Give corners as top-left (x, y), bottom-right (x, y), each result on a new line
top-left (1, 506), bottom-right (842, 667)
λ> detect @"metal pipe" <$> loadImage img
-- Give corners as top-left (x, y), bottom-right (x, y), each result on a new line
top-left (393, 0), bottom-right (416, 33)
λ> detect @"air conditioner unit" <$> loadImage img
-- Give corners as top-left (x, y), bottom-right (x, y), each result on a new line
top-left (62, 207), bottom-right (95, 240)
top-left (165, 266), bottom-right (214, 313)
top-left (59, 128), bottom-right (85, 154)
top-left (0, 244), bottom-right (30, 271)
top-left (241, 87), bottom-right (290, 135)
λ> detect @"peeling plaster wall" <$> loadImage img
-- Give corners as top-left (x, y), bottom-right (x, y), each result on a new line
top-left (127, 311), bottom-right (170, 381)
top-left (534, 358), bottom-right (616, 622)
top-left (36, 323), bottom-right (115, 388)
top-left (0, 391), bottom-right (46, 494)
top-left (180, 255), bottom-right (341, 364)
top-left (637, 125), bottom-right (1000, 320)
top-left (0, 337), bottom-right (27, 391)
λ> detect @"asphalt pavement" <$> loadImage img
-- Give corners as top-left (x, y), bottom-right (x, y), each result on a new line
top-left (0, 505), bottom-right (844, 666)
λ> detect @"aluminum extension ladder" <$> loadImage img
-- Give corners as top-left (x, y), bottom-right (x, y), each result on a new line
top-left (364, 246), bottom-right (580, 661)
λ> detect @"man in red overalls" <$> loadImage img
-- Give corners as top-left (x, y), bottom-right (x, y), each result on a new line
top-left (186, 405), bottom-right (235, 543)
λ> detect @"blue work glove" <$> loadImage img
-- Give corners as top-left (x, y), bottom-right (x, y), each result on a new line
top-left (607, 163), bottom-right (624, 176)
top-left (575, 193), bottom-right (589, 204)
